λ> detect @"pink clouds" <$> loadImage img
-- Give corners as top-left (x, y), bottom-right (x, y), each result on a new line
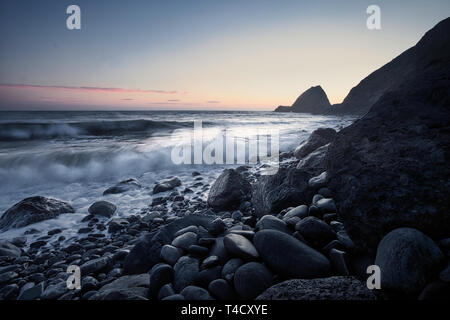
top-left (0, 84), bottom-right (184, 95)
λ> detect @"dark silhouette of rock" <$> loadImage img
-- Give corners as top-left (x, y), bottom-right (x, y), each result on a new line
top-left (327, 61), bottom-right (450, 250)
top-left (274, 86), bottom-right (331, 114)
top-left (207, 169), bottom-right (251, 211)
top-left (256, 276), bottom-right (376, 300)
top-left (333, 17), bottom-right (450, 115)
top-left (234, 262), bottom-right (273, 299)
top-left (88, 201), bottom-right (116, 218)
top-left (0, 196), bottom-right (74, 230)
top-left (153, 177), bottom-right (181, 194)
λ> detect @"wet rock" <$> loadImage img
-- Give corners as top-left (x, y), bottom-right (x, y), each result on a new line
top-left (256, 215), bottom-right (290, 234)
top-left (172, 232), bottom-right (197, 251)
top-left (103, 178), bottom-right (141, 195)
top-left (149, 263), bottom-right (174, 297)
top-left (88, 201), bottom-right (117, 218)
top-left (208, 279), bottom-right (235, 300)
top-left (80, 255), bottom-right (114, 275)
top-left (196, 266), bottom-right (222, 288)
top-left (283, 205), bottom-right (308, 221)
top-left (0, 196), bottom-right (74, 230)
top-left (254, 229), bottom-right (330, 278)
top-left (153, 177), bottom-right (181, 194)
top-left (180, 286), bottom-right (214, 300)
top-left (41, 281), bottom-right (68, 300)
top-left (207, 218), bottom-right (227, 236)
top-left (160, 245), bottom-right (183, 265)
top-left (0, 240), bottom-right (22, 258)
top-left (223, 234), bottom-right (259, 260)
top-left (207, 169), bottom-right (251, 211)
top-left (222, 258), bottom-right (243, 283)
top-left (252, 168), bottom-right (310, 217)
top-left (90, 274), bottom-right (150, 300)
top-left (17, 282), bottom-right (44, 300)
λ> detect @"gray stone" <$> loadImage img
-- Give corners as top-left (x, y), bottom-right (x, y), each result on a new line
top-left (208, 279), bottom-right (235, 300)
top-left (375, 228), bottom-right (445, 295)
top-left (295, 216), bottom-right (336, 249)
top-left (160, 245), bottom-right (183, 265)
top-left (172, 232), bottom-right (197, 251)
top-left (257, 276), bottom-right (376, 300)
top-left (283, 205), bottom-right (308, 221)
top-left (153, 177), bottom-right (181, 194)
top-left (223, 234), bottom-right (259, 260)
top-left (103, 178), bottom-right (141, 195)
top-left (173, 256), bottom-right (199, 292)
top-left (207, 169), bottom-right (251, 211)
top-left (255, 215), bottom-right (290, 234)
top-left (88, 201), bottom-right (117, 218)
top-left (254, 229), bottom-right (331, 278)
top-left (180, 285), bottom-right (214, 300)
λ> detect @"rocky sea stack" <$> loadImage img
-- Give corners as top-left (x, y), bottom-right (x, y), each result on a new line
top-left (275, 85), bottom-right (331, 114)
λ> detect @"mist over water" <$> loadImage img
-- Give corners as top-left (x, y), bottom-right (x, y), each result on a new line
top-left (0, 110), bottom-right (353, 239)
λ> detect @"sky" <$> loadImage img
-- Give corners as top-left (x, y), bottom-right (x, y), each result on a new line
top-left (0, 0), bottom-right (449, 111)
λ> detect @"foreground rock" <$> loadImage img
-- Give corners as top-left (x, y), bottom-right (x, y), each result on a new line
top-left (0, 196), bottom-right (74, 230)
top-left (375, 228), bottom-right (445, 296)
top-left (88, 201), bottom-right (117, 218)
top-left (253, 229), bottom-right (331, 278)
top-left (327, 32), bottom-right (450, 250)
top-left (207, 169), bottom-right (251, 211)
top-left (252, 168), bottom-right (310, 217)
top-left (256, 276), bottom-right (376, 300)
top-left (0, 240), bottom-right (22, 258)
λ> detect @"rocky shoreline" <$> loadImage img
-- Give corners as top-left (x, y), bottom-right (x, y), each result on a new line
top-left (0, 123), bottom-right (448, 300)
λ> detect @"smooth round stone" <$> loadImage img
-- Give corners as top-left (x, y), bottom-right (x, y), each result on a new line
top-left (231, 211), bottom-right (243, 221)
top-left (375, 228), bottom-right (445, 295)
top-left (188, 245), bottom-right (209, 257)
top-left (157, 283), bottom-right (175, 300)
top-left (229, 230), bottom-right (255, 240)
top-left (180, 286), bottom-right (214, 300)
top-left (149, 263), bottom-right (174, 297)
top-left (316, 198), bottom-right (336, 213)
top-left (283, 205), bottom-right (309, 221)
top-left (318, 187), bottom-right (333, 198)
top-left (174, 225), bottom-right (199, 238)
top-left (88, 201), bottom-right (117, 218)
top-left (171, 232), bottom-right (198, 251)
top-left (312, 194), bottom-right (324, 205)
top-left (223, 234), bottom-right (259, 260)
top-left (295, 216), bottom-right (336, 248)
top-left (173, 256), bottom-right (199, 292)
top-left (222, 258), bottom-right (244, 283)
top-left (162, 294), bottom-right (185, 300)
top-left (255, 215), bottom-right (289, 234)
top-left (208, 279), bottom-right (236, 300)
top-left (208, 218), bottom-right (227, 236)
top-left (254, 229), bottom-right (331, 278)
top-left (201, 255), bottom-right (220, 269)
top-left (234, 262), bottom-right (273, 299)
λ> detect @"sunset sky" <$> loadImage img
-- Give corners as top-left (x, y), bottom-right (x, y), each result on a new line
top-left (0, 0), bottom-right (449, 110)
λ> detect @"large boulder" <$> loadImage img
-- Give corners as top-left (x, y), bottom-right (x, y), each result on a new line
top-left (326, 59), bottom-right (450, 250)
top-left (207, 169), bottom-right (251, 211)
top-left (375, 228), bottom-right (445, 296)
top-left (0, 196), bottom-right (75, 230)
top-left (252, 167), bottom-right (310, 217)
top-left (123, 215), bottom-right (214, 274)
top-left (234, 262), bottom-right (273, 299)
top-left (0, 240), bottom-right (22, 258)
top-left (88, 201), bottom-right (116, 218)
top-left (256, 276), bottom-right (376, 300)
top-left (253, 229), bottom-right (331, 278)
top-left (294, 128), bottom-right (336, 159)
top-left (296, 144), bottom-right (329, 175)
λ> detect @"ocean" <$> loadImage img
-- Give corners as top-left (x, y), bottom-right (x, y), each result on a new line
top-left (0, 110), bottom-right (354, 241)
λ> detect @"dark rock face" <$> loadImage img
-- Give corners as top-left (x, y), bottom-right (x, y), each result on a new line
top-left (207, 169), bottom-right (251, 211)
top-left (103, 178), bottom-right (141, 195)
top-left (375, 228), bottom-right (445, 296)
top-left (327, 63), bottom-right (450, 250)
top-left (294, 128), bottom-right (336, 159)
top-left (274, 86), bottom-right (331, 114)
top-left (89, 274), bottom-right (150, 300)
top-left (334, 18), bottom-right (450, 115)
top-left (256, 276), bottom-right (376, 300)
top-left (0, 196), bottom-right (75, 230)
top-left (253, 229), bottom-right (331, 278)
top-left (252, 168), bottom-right (310, 217)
